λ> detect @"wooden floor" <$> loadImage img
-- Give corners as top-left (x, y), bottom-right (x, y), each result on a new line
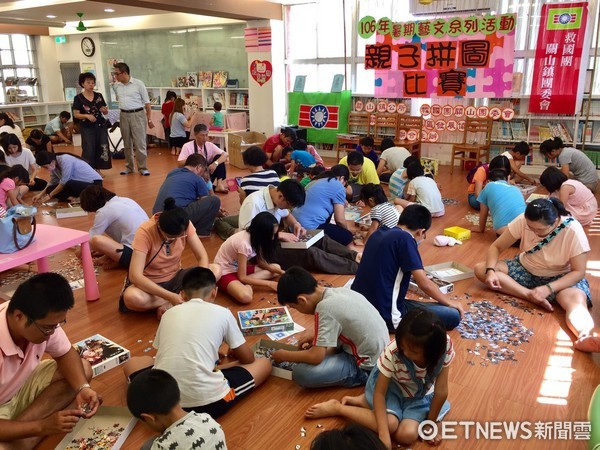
top-left (4, 145), bottom-right (599, 449)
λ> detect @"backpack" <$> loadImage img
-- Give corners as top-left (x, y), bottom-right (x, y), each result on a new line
top-left (466, 163), bottom-right (489, 184)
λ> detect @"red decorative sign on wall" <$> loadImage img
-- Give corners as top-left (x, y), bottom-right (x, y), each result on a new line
top-left (250, 60), bottom-right (272, 86)
top-left (529, 2), bottom-right (589, 114)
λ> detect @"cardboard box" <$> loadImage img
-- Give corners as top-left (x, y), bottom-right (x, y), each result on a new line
top-left (75, 334), bottom-right (130, 378)
top-left (424, 261), bottom-right (474, 282)
top-left (345, 206), bottom-right (362, 221)
top-left (229, 131), bottom-right (267, 169)
top-left (444, 226), bottom-right (471, 241)
top-left (57, 406), bottom-right (137, 449)
top-left (280, 229), bottom-right (324, 249)
top-left (252, 338), bottom-right (296, 380)
top-left (409, 273), bottom-right (454, 296)
top-left (55, 206), bottom-right (87, 219)
top-left (238, 306), bottom-right (294, 336)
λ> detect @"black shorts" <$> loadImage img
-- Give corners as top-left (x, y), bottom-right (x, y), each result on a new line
top-left (118, 245), bottom-right (133, 268)
top-left (170, 136), bottom-right (188, 149)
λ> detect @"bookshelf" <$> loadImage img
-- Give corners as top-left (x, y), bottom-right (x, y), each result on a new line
top-left (0, 102), bottom-right (72, 130)
top-left (146, 87), bottom-right (250, 114)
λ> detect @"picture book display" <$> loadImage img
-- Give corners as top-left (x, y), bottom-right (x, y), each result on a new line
top-left (199, 71), bottom-right (213, 88)
top-left (212, 71), bottom-right (228, 88)
top-left (238, 306), bottom-right (294, 336)
top-left (75, 334), bottom-right (130, 377)
top-left (58, 406), bottom-right (137, 450)
top-left (187, 71), bottom-right (198, 88)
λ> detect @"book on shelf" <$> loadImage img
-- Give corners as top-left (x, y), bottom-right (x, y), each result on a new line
top-left (212, 71), bottom-right (228, 88)
top-left (577, 122), bottom-right (593, 142)
top-left (538, 126), bottom-right (553, 142)
top-left (594, 127), bottom-right (600, 143)
top-left (177, 76), bottom-right (188, 87)
top-left (187, 71), bottom-right (198, 88)
top-left (582, 99), bottom-right (600, 116)
top-left (183, 95), bottom-right (202, 113)
top-left (199, 71), bottom-right (213, 88)
top-left (510, 121), bottom-right (528, 141)
top-left (529, 124), bottom-right (540, 142)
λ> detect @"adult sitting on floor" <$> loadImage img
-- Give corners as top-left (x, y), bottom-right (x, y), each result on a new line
top-left (153, 153), bottom-right (220, 238)
top-left (121, 197), bottom-right (220, 316)
top-left (0, 273), bottom-right (101, 449)
top-left (177, 124), bottom-right (229, 193)
top-left (474, 198), bottom-right (599, 353)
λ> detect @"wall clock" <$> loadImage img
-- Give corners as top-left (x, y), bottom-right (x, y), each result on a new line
top-left (81, 37), bottom-right (95, 57)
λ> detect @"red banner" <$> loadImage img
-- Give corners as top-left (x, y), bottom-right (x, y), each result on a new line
top-left (529, 2), bottom-right (588, 114)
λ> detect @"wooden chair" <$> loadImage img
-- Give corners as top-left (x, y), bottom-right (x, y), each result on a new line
top-left (450, 117), bottom-right (493, 174)
top-left (373, 113), bottom-right (399, 147)
top-left (336, 111), bottom-right (372, 161)
top-left (396, 114), bottom-right (424, 158)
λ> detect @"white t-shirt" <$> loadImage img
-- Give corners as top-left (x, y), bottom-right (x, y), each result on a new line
top-left (507, 214), bottom-right (590, 277)
top-left (0, 125), bottom-right (26, 147)
top-left (89, 196), bottom-right (149, 247)
top-left (214, 230), bottom-right (256, 276)
top-left (153, 298), bottom-right (246, 407)
top-left (238, 186), bottom-right (289, 230)
top-left (406, 176), bottom-right (444, 215)
top-left (380, 147), bottom-right (411, 172)
top-left (5, 148), bottom-right (36, 174)
top-left (501, 150), bottom-right (514, 160)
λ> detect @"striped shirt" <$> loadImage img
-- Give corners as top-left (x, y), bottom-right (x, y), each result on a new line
top-left (389, 168), bottom-right (407, 199)
top-left (370, 202), bottom-right (400, 228)
top-left (377, 336), bottom-right (454, 397)
top-left (239, 169), bottom-right (280, 195)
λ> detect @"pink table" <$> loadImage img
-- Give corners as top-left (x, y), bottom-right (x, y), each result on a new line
top-left (0, 224), bottom-right (100, 302)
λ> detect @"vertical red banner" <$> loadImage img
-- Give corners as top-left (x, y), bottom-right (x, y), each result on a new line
top-left (529, 2), bottom-right (588, 114)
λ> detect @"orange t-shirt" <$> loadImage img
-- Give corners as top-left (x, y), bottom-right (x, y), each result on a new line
top-left (132, 215), bottom-right (196, 283)
top-left (467, 166), bottom-right (488, 194)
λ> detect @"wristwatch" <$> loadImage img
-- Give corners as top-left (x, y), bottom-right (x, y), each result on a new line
top-left (213, 161), bottom-right (219, 166)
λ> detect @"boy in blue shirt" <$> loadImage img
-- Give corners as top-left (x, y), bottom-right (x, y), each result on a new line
top-left (283, 147), bottom-right (316, 177)
top-left (352, 204), bottom-right (464, 331)
top-left (473, 168), bottom-right (526, 235)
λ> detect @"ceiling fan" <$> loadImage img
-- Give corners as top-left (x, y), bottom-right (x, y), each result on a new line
top-left (74, 13), bottom-right (112, 31)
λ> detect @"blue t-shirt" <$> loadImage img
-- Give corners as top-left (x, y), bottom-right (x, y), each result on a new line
top-left (170, 112), bottom-right (187, 138)
top-left (292, 178), bottom-right (346, 229)
top-left (153, 168), bottom-right (209, 213)
top-left (352, 227), bottom-right (422, 330)
top-left (290, 150), bottom-right (316, 167)
top-left (477, 180), bottom-right (526, 231)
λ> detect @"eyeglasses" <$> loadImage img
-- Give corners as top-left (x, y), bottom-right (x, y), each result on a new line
top-left (114, 71), bottom-right (123, 75)
top-left (31, 318), bottom-right (67, 336)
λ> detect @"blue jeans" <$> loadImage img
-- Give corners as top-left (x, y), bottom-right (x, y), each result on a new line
top-left (467, 193), bottom-right (480, 210)
top-left (292, 352), bottom-right (370, 388)
top-left (402, 300), bottom-right (461, 331)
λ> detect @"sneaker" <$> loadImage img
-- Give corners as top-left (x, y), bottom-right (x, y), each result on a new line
top-left (120, 169), bottom-right (133, 175)
top-left (140, 170), bottom-right (151, 176)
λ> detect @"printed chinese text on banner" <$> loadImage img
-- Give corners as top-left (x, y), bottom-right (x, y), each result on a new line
top-left (359, 15), bottom-right (516, 98)
top-left (288, 91), bottom-right (352, 144)
top-left (529, 3), bottom-right (589, 114)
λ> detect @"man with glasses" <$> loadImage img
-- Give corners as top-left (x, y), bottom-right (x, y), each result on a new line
top-left (351, 205), bottom-right (464, 331)
top-left (0, 273), bottom-right (100, 448)
top-left (112, 62), bottom-right (154, 176)
top-left (152, 153), bottom-right (220, 238)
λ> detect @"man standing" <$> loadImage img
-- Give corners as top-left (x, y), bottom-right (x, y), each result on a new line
top-left (112, 62), bottom-right (154, 176)
top-left (152, 154), bottom-right (220, 237)
top-left (0, 273), bottom-right (101, 449)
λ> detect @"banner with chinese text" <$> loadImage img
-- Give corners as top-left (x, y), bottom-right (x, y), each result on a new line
top-left (288, 91), bottom-right (352, 144)
top-left (359, 15), bottom-right (516, 98)
top-left (529, 3), bottom-right (589, 114)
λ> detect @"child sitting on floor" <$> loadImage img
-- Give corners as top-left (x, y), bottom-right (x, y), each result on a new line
top-left (293, 138), bottom-right (324, 167)
top-left (214, 212), bottom-right (284, 304)
top-left (305, 308), bottom-right (454, 448)
top-left (271, 162), bottom-right (290, 181)
top-left (127, 369), bottom-right (228, 450)
top-left (300, 165), bottom-right (326, 187)
top-left (395, 162), bottom-right (444, 217)
top-left (388, 155), bottom-right (419, 200)
top-left (271, 266), bottom-right (389, 389)
top-left (501, 141), bottom-right (536, 185)
top-left (359, 183), bottom-right (401, 244)
top-left (282, 146), bottom-right (316, 177)
top-left (0, 164), bottom-right (29, 212)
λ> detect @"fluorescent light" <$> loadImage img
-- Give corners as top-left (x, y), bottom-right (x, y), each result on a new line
top-left (46, 15), bottom-right (57, 19)
top-left (230, 36), bottom-right (244, 39)
top-left (102, 42), bottom-right (118, 45)
top-left (104, 8), bottom-right (115, 12)
top-left (169, 26), bottom-right (223, 34)
top-left (172, 44), bottom-right (184, 48)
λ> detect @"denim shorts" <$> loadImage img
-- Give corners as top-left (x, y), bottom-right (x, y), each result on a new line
top-left (505, 257), bottom-right (592, 307)
top-left (364, 367), bottom-right (450, 422)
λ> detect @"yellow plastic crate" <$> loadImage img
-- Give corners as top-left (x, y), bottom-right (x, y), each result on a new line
top-left (443, 226), bottom-right (471, 241)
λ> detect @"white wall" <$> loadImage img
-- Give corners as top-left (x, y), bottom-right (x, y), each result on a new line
top-left (37, 33), bottom-right (106, 103)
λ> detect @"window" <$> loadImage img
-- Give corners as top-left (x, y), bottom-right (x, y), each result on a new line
top-left (0, 34), bottom-right (38, 104)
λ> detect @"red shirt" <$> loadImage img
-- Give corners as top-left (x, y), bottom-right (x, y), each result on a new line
top-left (161, 101), bottom-right (175, 128)
top-left (263, 134), bottom-right (282, 159)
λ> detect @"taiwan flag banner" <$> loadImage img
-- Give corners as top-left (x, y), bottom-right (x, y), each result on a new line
top-left (288, 91), bottom-right (352, 144)
top-left (529, 2), bottom-right (589, 114)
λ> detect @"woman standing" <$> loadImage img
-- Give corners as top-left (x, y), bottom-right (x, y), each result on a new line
top-left (169, 98), bottom-right (191, 156)
top-left (161, 90), bottom-right (177, 154)
top-left (72, 72), bottom-right (111, 171)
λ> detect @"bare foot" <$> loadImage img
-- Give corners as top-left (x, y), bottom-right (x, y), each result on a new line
top-left (156, 303), bottom-right (173, 321)
top-left (305, 399), bottom-right (341, 419)
top-left (574, 335), bottom-right (600, 353)
top-left (532, 297), bottom-right (554, 312)
top-left (342, 394), bottom-right (368, 407)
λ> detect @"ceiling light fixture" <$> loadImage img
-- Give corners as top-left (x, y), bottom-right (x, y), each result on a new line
top-left (46, 15), bottom-right (57, 19)
top-left (104, 8), bottom-right (115, 13)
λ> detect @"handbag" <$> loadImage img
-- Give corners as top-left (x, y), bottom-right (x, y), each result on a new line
top-left (0, 205), bottom-right (37, 253)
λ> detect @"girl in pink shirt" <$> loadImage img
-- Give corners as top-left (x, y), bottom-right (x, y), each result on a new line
top-left (0, 165), bottom-right (29, 216)
top-left (214, 211), bottom-right (284, 304)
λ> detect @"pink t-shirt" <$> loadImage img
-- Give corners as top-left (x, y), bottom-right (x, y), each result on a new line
top-left (0, 178), bottom-right (16, 209)
top-left (0, 303), bottom-right (72, 405)
top-left (550, 179), bottom-right (598, 227)
top-left (213, 230), bottom-right (256, 276)
top-left (177, 140), bottom-right (224, 164)
top-left (508, 214), bottom-right (590, 277)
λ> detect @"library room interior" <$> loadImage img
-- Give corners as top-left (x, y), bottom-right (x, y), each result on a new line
top-left (0, 0), bottom-right (600, 449)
